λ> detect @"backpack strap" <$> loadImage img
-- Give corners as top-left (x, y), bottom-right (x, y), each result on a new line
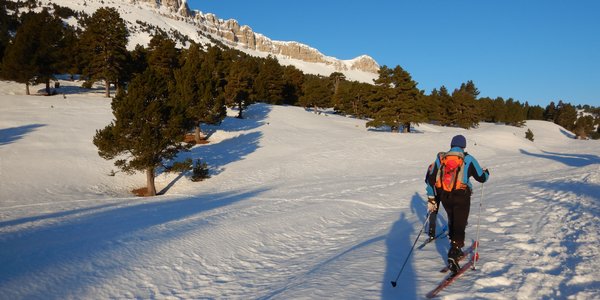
top-left (444, 151), bottom-right (465, 159)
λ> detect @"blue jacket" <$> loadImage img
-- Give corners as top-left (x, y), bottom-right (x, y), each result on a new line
top-left (425, 147), bottom-right (489, 197)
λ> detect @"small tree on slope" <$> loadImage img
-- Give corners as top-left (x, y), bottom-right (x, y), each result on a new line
top-left (93, 69), bottom-right (190, 196)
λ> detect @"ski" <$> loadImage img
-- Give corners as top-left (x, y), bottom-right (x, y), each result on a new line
top-left (426, 254), bottom-right (478, 298)
top-left (426, 242), bottom-right (480, 298)
top-left (417, 225), bottom-right (448, 250)
top-left (439, 240), bottom-right (477, 273)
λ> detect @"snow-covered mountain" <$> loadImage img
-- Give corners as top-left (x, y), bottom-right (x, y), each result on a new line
top-left (1, 77), bottom-right (599, 299)
top-left (35, 0), bottom-right (379, 83)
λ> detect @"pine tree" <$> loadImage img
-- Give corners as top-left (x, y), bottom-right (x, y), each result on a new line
top-left (573, 115), bottom-right (595, 139)
top-left (493, 97), bottom-right (508, 123)
top-left (224, 55), bottom-right (255, 118)
top-left (80, 7), bottom-right (128, 98)
top-left (476, 97), bottom-right (493, 122)
top-left (504, 98), bottom-right (526, 127)
top-left (329, 72), bottom-right (346, 96)
top-left (451, 81), bottom-right (480, 129)
top-left (0, 1), bottom-right (13, 74)
top-left (34, 9), bottom-right (70, 94)
top-left (121, 44), bottom-right (148, 86)
top-left (1, 9), bottom-right (68, 95)
top-left (61, 23), bottom-right (81, 80)
top-left (366, 65), bottom-right (423, 132)
top-left (175, 43), bottom-right (226, 142)
top-left (526, 103), bottom-right (545, 120)
top-left (334, 81), bottom-right (372, 118)
top-left (254, 55), bottom-right (285, 104)
top-left (392, 65), bottom-right (424, 132)
top-left (554, 101), bottom-right (578, 130)
top-left (330, 72), bottom-right (347, 113)
top-left (438, 86), bottom-right (454, 126)
top-left (147, 34), bottom-right (180, 79)
top-left (93, 69), bottom-right (189, 196)
top-left (298, 74), bottom-right (332, 113)
top-left (544, 101), bottom-right (557, 121)
top-left (424, 88), bottom-right (443, 123)
top-left (1, 11), bottom-right (39, 94)
top-left (366, 66), bottom-right (396, 131)
top-left (282, 65), bottom-right (304, 105)
top-left (525, 128), bottom-right (534, 141)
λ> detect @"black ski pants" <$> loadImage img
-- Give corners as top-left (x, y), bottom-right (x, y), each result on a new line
top-left (428, 196), bottom-right (441, 236)
top-left (439, 188), bottom-right (471, 249)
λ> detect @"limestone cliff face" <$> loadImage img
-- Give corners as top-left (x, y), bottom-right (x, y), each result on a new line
top-left (194, 14), bottom-right (379, 73)
top-left (130, 0), bottom-right (379, 73)
top-left (130, 0), bottom-right (190, 17)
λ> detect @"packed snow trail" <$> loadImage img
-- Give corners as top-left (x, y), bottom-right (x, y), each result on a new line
top-left (1, 80), bottom-right (599, 299)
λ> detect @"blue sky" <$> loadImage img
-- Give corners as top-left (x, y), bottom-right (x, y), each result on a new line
top-left (188, 1), bottom-right (600, 107)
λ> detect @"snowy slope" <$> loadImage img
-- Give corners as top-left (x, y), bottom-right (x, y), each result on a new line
top-left (1, 80), bottom-right (599, 299)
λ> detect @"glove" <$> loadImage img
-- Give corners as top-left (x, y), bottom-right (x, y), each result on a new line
top-left (485, 168), bottom-right (490, 176)
top-left (427, 197), bottom-right (437, 212)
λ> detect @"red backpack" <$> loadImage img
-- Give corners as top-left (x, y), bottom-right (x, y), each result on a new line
top-left (435, 151), bottom-right (467, 192)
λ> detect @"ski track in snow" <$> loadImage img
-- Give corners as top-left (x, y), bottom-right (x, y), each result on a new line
top-left (451, 170), bottom-right (600, 300)
top-left (1, 79), bottom-right (599, 299)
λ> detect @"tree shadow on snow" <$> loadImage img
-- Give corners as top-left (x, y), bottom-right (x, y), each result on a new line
top-left (0, 188), bottom-right (268, 299)
top-left (159, 104), bottom-right (271, 193)
top-left (519, 149), bottom-right (600, 167)
top-left (203, 103), bottom-right (272, 136)
top-left (559, 129), bottom-right (576, 139)
top-left (173, 131), bottom-right (262, 179)
top-left (0, 202), bottom-right (123, 229)
top-left (0, 124), bottom-right (46, 147)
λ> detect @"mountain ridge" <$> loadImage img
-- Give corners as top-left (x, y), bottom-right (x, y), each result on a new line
top-left (41, 0), bottom-right (380, 79)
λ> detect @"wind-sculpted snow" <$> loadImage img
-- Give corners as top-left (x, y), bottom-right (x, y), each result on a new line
top-left (0, 80), bottom-right (599, 299)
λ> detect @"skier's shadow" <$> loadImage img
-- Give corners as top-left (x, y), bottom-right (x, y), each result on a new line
top-left (381, 193), bottom-right (450, 300)
top-left (381, 211), bottom-right (417, 299)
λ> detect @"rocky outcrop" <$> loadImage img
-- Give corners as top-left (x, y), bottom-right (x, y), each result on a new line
top-left (192, 14), bottom-right (379, 73)
top-left (130, 0), bottom-right (190, 17)
top-left (130, 0), bottom-right (379, 73)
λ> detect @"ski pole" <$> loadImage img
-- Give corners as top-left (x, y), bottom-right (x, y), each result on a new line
top-left (472, 183), bottom-right (484, 270)
top-left (391, 211), bottom-right (431, 288)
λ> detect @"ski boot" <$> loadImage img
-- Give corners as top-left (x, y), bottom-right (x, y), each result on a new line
top-left (447, 243), bottom-right (464, 274)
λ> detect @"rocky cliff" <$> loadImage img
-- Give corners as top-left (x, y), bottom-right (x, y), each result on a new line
top-left (130, 0), bottom-right (379, 74)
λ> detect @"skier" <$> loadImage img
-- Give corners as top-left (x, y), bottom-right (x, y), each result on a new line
top-left (425, 134), bottom-right (489, 273)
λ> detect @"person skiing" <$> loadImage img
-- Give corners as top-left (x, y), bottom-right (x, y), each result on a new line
top-left (425, 134), bottom-right (489, 273)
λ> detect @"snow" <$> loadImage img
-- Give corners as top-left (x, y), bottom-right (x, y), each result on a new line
top-left (43, 0), bottom-right (213, 49)
top-left (1, 79), bottom-right (599, 299)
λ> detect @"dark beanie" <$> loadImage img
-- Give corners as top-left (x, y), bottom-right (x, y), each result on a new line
top-left (451, 135), bottom-right (467, 148)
